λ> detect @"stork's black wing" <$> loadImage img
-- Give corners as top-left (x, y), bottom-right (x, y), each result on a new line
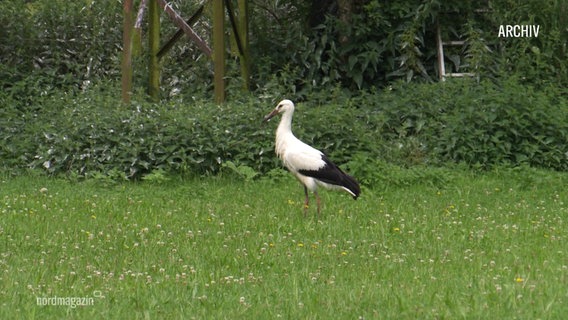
top-left (298, 154), bottom-right (361, 199)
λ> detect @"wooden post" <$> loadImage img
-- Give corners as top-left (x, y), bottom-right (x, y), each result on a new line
top-left (121, 0), bottom-right (133, 104)
top-left (237, 0), bottom-right (250, 91)
top-left (148, 0), bottom-right (160, 100)
top-left (213, 0), bottom-right (225, 103)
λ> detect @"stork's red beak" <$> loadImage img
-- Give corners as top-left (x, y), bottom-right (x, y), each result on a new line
top-left (263, 109), bottom-right (279, 123)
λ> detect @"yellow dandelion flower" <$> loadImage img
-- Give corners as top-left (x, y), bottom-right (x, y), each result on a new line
top-left (297, 243), bottom-right (304, 247)
top-left (515, 277), bottom-right (524, 283)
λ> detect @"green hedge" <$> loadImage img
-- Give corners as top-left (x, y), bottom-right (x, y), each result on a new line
top-left (1, 78), bottom-right (566, 183)
top-left (377, 78), bottom-right (568, 170)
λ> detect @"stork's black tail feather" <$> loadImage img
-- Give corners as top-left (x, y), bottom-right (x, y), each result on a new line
top-left (297, 154), bottom-right (362, 199)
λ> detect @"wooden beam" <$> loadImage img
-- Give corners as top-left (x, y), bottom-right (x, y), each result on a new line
top-left (213, 0), bottom-right (225, 103)
top-left (156, 0), bottom-right (211, 57)
top-left (158, 5), bottom-right (204, 59)
top-left (121, 0), bottom-right (134, 104)
top-left (148, 0), bottom-right (160, 100)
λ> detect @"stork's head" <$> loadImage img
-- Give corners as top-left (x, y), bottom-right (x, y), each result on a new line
top-left (263, 99), bottom-right (295, 122)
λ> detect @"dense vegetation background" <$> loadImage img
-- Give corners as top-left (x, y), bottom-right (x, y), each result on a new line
top-left (1, 0), bottom-right (567, 182)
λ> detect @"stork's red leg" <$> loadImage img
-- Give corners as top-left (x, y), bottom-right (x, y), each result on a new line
top-left (303, 186), bottom-right (309, 217)
top-left (315, 190), bottom-right (321, 217)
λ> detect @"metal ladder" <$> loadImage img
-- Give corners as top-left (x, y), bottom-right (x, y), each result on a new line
top-left (436, 4), bottom-right (490, 81)
top-left (436, 22), bottom-right (475, 80)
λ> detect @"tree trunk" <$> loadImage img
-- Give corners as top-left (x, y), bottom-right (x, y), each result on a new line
top-left (337, 0), bottom-right (353, 45)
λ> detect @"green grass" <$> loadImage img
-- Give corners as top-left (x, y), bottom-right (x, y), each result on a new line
top-left (1, 167), bottom-right (567, 319)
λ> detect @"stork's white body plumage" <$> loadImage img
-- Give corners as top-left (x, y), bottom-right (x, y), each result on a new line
top-left (264, 99), bottom-right (360, 215)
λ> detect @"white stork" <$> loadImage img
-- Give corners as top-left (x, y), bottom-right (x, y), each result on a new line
top-left (263, 99), bottom-right (361, 216)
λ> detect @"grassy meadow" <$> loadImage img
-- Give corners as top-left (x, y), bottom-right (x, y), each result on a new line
top-left (1, 167), bottom-right (567, 319)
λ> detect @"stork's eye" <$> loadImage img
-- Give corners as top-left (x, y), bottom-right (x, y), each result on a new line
top-left (277, 104), bottom-right (283, 110)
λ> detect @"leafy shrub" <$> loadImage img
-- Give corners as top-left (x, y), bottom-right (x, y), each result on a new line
top-left (2, 83), bottom-right (383, 180)
top-left (490, 0), bottom-right (568, 87)
top-left (0, 0), bottom-right (123, 100)
top-left (3, 85), bottom-right (281, 179)
top-left (2, 0), bottom-right (566, 102)
top-left (433, 80), bottom-right (568, 169)
top-left (0, 94), bottom-right (37, 170)
top-left (2, 78), bottom-right (567, 182)
top-left (346, 154), bottom-right (454, 192)
top-left (376, 78), bottom-right (568, 170)
top-left (249, 0), bottom-right (568, 92)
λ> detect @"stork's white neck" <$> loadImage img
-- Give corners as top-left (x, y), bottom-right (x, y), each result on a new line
top-left (275, 109), bottom-right (297, 159)
top-left (276, 109), bottom-right (294, 135)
